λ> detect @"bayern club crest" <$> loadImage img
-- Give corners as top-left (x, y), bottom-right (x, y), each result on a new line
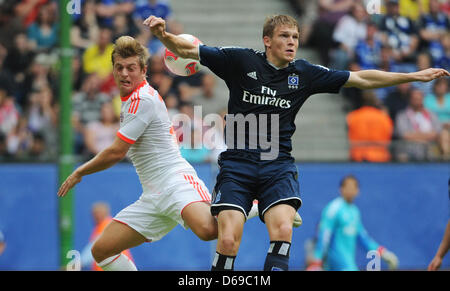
top-left (288, 73), bottom-right (299, 89)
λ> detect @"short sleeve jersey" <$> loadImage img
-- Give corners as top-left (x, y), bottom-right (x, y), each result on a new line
top-left (117, 80), bottom-right (194, 189)
top-left (199, 46), bottom-right (350, 159)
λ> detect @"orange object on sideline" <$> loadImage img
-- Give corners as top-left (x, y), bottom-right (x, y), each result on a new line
top-left (347, 106), bottom-right (394, 162)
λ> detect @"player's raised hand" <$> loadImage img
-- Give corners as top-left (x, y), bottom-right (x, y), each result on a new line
top-left (143, 15), bottom-right (166, 39)
top-left (413, 68), bottom-right (450, 82)
top-left (57, 172), bottom-right (82, 197)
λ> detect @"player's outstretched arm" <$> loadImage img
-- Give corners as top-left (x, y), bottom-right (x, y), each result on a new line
top-left (57, 137), bottom-right (131, 197)
top-left (428, 219), bottom-right (450, 271)
top-left (344, 68), bottom-right (449, 90)
top-left (142, 15), bottom-right (199, 60)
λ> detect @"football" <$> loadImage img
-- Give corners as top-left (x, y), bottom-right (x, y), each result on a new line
top-left (163, 34), bottom-right (203, 76)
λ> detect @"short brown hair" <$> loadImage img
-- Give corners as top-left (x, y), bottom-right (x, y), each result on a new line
top-left (262, 14), bottom-right (300, 38)
top-left (340, 175), bottom-right (359, 188)
top-left (111, 36), bottom-right (150, 69)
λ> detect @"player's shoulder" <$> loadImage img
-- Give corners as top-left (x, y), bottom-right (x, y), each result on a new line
top-left (294, 58), bottom-right (331, 72)
top-left (214, 45), bottom-right (261, 58)
top-left (126, 81), bottom-right (161, 112)
top-left (217, 45), bottom-right (255, 53)
top-left (200, 45), bottom-right (264, 67)
top-left (136, 81), bottom-right (160, 102)
top-left (224, 47), bottom-right (267, 66)
top-left (324, 197), bottom-right (344, 218)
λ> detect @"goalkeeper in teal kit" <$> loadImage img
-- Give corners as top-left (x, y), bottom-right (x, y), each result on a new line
top-left (307, 175), bottom-right (399, 271)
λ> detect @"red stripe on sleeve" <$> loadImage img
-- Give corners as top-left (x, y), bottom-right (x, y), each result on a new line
top-left (129, 97), bottom-right (137, 114)
top-left (133, 98), bottom-right (140, 114)
top-left (117, 131), bottom-right (136, 144)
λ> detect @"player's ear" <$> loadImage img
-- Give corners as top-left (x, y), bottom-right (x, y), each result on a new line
top-left (141, 65), bottom-right (147, 76)
top-left (263, 35), bottom-right (271, 49)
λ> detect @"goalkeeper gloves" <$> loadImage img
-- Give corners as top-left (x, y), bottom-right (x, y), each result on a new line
top-left (306, 260), bottom-right (323, 271)
top-left (293, 212), bottom-right (303, 227)
top-left (378, 246), bottom-right (399, 270)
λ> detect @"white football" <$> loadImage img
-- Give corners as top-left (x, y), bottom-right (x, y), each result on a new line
top-left (164, 34), bottom-right (203, 76)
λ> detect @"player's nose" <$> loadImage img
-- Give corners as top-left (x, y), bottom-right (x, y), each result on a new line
top-left (287, 36), bottom-right (296, 45)
top-left (119, 68), bottom-right (129, 77)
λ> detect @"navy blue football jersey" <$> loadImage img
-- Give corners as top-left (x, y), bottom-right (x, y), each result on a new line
top-left (199, 45), bottom-right (350, 160)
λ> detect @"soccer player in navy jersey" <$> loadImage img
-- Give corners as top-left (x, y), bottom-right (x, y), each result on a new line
top-left (144, 14), bottom-right (449, 271)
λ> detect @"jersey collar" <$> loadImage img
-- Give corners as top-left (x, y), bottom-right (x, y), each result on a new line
top-left (120, 80), bottom-right (147, 102)
top-left (263, 52), bottom-right (296, 71)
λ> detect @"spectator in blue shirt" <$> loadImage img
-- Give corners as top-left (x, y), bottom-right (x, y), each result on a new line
top-left (379, 0), bottom-right (419, 65)
top-left (95, 0), bottom-right (135, 28)
top-left (133, 0), bottom-right (175, 55)
top-left (133, 0), bottom-right (174, 33)
top-left (354, 22), bottom-right (383, 70)
top-left (133, 0), bottom-right (172, 25)
top-left (434, 32), bottom-right (450, 71)
top-left (27, 3), bottom-right (58, 52)
top-left (418, 0), bottom-right (450, 65)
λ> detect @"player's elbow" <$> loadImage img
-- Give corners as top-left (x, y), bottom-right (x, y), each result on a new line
top-left (113, 149), bottom-right (128, 162)
top-left (356, 81), bottom-right (374, 90)
top-left (105, 146), bottom-right (127, 163)
top-left (105, 137), bottom-right (131, 162)
top-left (177, 48), bottom-right (198, 60)
top-left (346, 72), bottom-right (374, 89)
top-left (352, 77), bottom-right (373, 90)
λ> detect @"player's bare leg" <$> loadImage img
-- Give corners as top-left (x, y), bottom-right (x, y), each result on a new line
top-left (263, 203), bottom-right (296, 271)
top-left (182, 201), bottom-right (217, 241)
top-left (211, 209), bottom-right (245, 271)
top-left (265, 204), bottom-right (296, 241)
top-left (91, 220), bottom-right (147, 270)
top-left (249, 200), bottom-right (302, 227)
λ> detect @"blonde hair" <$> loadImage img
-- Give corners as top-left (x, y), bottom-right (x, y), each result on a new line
top-left (111, 36), bottom-right (150, 69)
top-left (262, 14), bottom-right (300, 38)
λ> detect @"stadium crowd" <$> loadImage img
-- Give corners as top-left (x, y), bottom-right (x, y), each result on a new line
top-left (0, 0), bottom-right (448, 163)
top-left (0, 0), bottom-right (224, 163)
top-left (290, 0), bottom-right (449, 161)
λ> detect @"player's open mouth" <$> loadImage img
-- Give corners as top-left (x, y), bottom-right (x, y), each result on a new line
top-left (120, 80), bottom-right (131, 86)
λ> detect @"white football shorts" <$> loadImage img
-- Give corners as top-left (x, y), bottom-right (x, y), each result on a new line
top-left (113, 171), bottom-right (211, 242)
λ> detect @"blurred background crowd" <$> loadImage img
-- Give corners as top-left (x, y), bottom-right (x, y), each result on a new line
top-left (0, 0), bottom-right (224, 163)
top-left (0, 0), bottom-right (448, 164)
top-left (290, 0), bottom-right (449, 162)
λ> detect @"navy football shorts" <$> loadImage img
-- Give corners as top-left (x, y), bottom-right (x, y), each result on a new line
top-left (211, 152), bottom-right (302, 222)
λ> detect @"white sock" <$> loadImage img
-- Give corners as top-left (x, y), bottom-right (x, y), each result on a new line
top-left (247, 201), bottom-right (259, 219)
top-left (97, 253), bottom-right (137, 271)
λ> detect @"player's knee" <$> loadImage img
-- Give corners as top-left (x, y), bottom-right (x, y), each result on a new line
top-left (91, 241), bottom-right (113, 263)
top-left (218, 235), bottom-right (239, 253)
top-left (279, 223), bottom-right (293, 239)
top-left (271, 222), bottom-right (293, 241)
